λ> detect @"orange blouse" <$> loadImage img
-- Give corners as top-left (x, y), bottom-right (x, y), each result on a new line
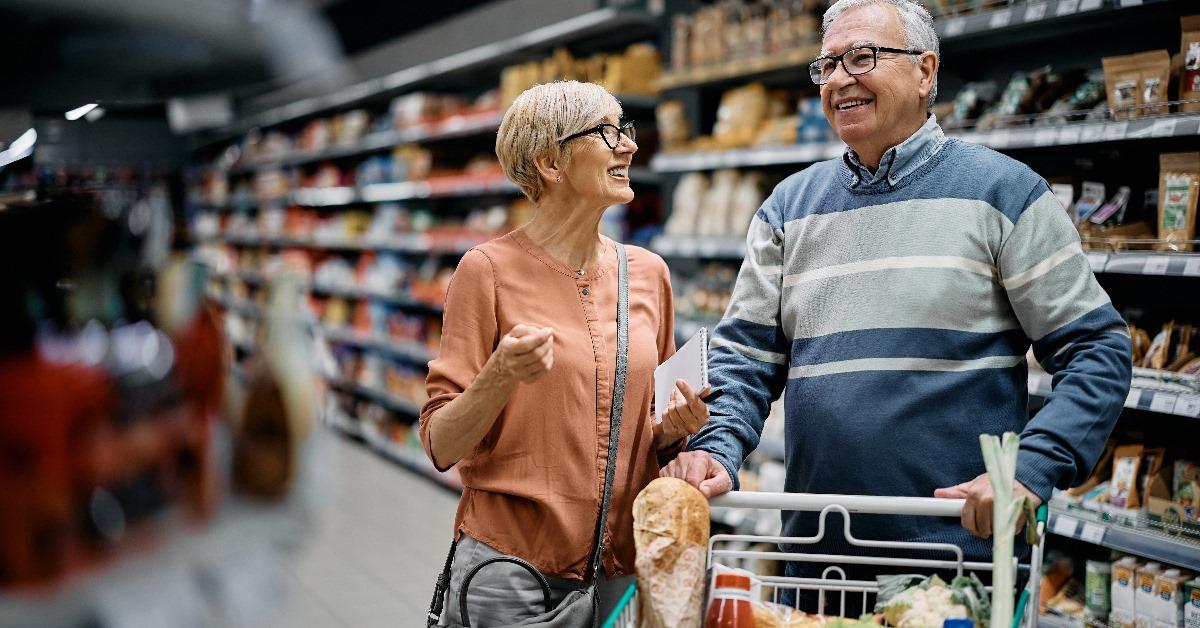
top-left (420, 229), bottom-right (676, 580)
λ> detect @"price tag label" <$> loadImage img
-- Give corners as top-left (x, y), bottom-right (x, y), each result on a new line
top-left (1035, 127), bottom-right (1058, 146)
top-left (1143, 256), bottom-right (1171, 274)
top-left (1080, 124), bottom-right (1105, 143)
top-left (1184, 258), bottom-right (1200, 277)
top-left (990, 129), bottom-right (1011, 148)
top-left (1056, 0), bottom-right (1080, 15)
top-left (1080, 522), bottom-right (1106, 545)
top-left (1150, 119), bottom-right (1178, 137)
top-left (1024, 2), bottom-right (1048, 21)
top-left (1126, 389), bottom-right (1142, 408)
top-left (1086, 251), bottom-right (1107, 271)
top-left (1117, 0), bottom-right (1141, 6)
top-left (1174, 394), bottom-right (1200, 418)
top-left (945, 18), bottom-right (967, 37)
top-left (1150, 393), bottom-right (1179, 415)
top-left (989, 9), bottom-right (1012, 28)
top-left (1052, 514), bottom-right (1080, 537)
top-left (1058, 125), bottom-right (1083, 144)
top-left (1104, 121), bottom-right (1130, 141)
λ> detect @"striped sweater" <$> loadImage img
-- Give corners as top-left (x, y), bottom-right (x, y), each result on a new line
top-left (688, 117), bottom-right (1132, 559)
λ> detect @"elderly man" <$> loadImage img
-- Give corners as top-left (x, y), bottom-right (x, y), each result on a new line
top-left (665, 0), bottom-right (1132, 606)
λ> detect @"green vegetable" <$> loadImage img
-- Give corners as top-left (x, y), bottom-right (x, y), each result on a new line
top-left (951, 573), bottom-right (990, 628)
top-left (980, 432), bottom-right (1025, 628)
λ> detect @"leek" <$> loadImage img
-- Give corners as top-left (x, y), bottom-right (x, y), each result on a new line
top-left (980, 432), bottom-right (1025, 628)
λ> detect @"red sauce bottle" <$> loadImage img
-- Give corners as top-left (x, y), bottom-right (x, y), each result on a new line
top-left (705, 573), bottom-right (756, 627)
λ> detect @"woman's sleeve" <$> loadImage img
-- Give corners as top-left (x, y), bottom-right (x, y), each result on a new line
top-left (418, 249), bottom-right (498, 468)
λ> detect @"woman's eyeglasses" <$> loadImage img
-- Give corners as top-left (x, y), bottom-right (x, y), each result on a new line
top-left (559, 121), bottom-right (636, 149)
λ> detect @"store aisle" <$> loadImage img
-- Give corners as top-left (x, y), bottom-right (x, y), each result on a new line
top-left (274, 430), bottom-right (459, 628)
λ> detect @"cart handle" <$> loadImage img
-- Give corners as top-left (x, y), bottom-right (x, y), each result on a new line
top-left (709, 491), bottom-right (965, 518)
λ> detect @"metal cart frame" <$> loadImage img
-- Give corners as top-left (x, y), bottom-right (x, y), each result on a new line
top-left (603, 491), bottom-right (1048, 628)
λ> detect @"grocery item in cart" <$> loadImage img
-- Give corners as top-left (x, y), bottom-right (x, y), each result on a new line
top-left (874, 574), bottom-right (984, 628)
top-left (706, 572), bottom-right (755, 628)
top-left (633, 477), bottom-right (709, 628)
top-left (752, 600), bottom-right (827, 627)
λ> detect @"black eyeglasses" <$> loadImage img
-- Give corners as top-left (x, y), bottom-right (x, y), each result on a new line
top-left (808, 45), bottom-right (926, 86)
top-left (559, 121), bottom-right (636, 149)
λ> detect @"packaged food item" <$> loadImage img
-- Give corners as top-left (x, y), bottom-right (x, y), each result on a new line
top-left (706, 571), bottom-right (755, 628)
top-left (1113, 557), bottom-right (1144, 618)
top-left (1135, 562), bottom-right (1164, 626)
top-left (1176, 460), bottom-right (1200, 497)
top-left (1074, 182), bottom-right (1107, 224)
top-left (1142, 323), bottom-right (1172, 369)
top-left (1042, 552), bottom-right (1075, 612)
top-left (634, 477), bottom-right (710, 628)
top-left (1184, 578), bottom-right (1200, 628)
top-left (1111, 444), bottom-right (1145, 509)
top-left (1157, 152), bottom-right (1200, 252)
top-left (1103, 51), bottom-right (1171, 119)
top-left (1087, 560), bottom-right (1112, 618)
top-left (1181, 16), bottom-right (1200, 113)
top-left (1154, 569), bottom-right (1194, 626)
top-left (753, 600), bottom-right (827, 627)
top-left (1089, 187), bottom-right (1132, 225)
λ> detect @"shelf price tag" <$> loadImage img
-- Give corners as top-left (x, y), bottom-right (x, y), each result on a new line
top-left (989, 9), bottom-right (1012, 29)
top-left (1183, 258), bottom-right (1200, 277)
top-left (1080, 124), bottom-right (1105, 143)
top-left (1052, 514), bottom-right (1080, 537)
top-left (1024, 2), bottom-right (1048, 21)
top-left (1056, 0), bottom-right (1080, 15)
top-left (1117, 0), bottom-right (1141, 6)
top-left (1150, 393), bottom-right (1179, 415)
top-left (1143, 256), bottom-right (1171, 274)
top-left (1126, 389), bottom-right (1142, 408)
top-left (1035, 127), bottom-right (1058, 146)
top-left (1080, 522), bottom-right (1106, 545)
top-left (1058, 125), bottom-right (1083, 145)
top-left (1175, 394), bottom-right (1200, 418)
top-left (990, 129), bottom-right (1011, 148)
top-left (1150, 119), bottom-right (1178, 138)
top-left (945, 18), bottom-right (967, 37)
top-left (1086, 251), bottom-right (1108, 271)
top-left (1104, 121), bottom-right (1129, 141)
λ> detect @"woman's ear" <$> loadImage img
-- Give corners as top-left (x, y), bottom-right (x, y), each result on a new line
top-left (533, 151), bottom-right (563, 186)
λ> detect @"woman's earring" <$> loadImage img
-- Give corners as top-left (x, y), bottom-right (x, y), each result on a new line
top-left (556, 175), bottom-right (562, 182)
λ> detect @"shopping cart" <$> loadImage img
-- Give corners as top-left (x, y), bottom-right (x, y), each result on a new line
top-left (601, 491), bottom-right (1048, 628)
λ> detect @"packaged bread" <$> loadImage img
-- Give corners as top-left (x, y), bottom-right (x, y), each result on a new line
top-left (1111, 444), bottom-right (1144, 509)
top-left (1157, 152), bottom-right (1200, 252)
top-left (634, 477), bottom-right (710, 628)
top-left (754, 600), bottom-right (828, 627)
top-left (1181, 16), bottom-right (1200, 113)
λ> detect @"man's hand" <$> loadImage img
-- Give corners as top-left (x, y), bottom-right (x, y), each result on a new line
top-left (661, 450), bottom-right (733, 498)
top-left (935, 473), bottom-right (1043, 539)
top-left (493, 325), bottom-right (554, 384)
top-left (654, 380), bottom-right (711, 449)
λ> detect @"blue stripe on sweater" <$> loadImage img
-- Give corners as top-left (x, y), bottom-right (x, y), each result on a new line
top-left (714, 317), bottom-right (790, 354)
top-left (789, 327), bottom-right (1030, 367)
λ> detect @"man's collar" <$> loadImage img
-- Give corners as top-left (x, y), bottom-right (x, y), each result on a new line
top-left (844, 114), bottom-right (946, 187)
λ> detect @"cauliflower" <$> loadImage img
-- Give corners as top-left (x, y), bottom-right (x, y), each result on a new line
top-left (895, 585), bottom-right (969, 628)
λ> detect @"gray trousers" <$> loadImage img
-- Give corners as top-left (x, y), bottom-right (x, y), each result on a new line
top-left (441, 535), bottom-right (633, 626)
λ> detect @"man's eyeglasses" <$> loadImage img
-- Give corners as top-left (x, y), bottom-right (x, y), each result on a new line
top-left (559, 121), bottom-right (636, 150)
top-left (808, 46), bottom-right (926, 86)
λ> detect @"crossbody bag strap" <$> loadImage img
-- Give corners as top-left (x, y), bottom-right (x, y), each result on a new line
top-left (587, 242), bottom-right (629, 583)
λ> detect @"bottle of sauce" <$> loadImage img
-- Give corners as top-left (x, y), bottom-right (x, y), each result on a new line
top-left (705, 572), bottom-right (755, 627)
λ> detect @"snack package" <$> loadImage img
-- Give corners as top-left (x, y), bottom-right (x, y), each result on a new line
top-left (1140, 51), bottom-right (1171, 116)
top-left (1157, 152), bottom-right (1200, 252)
top-left (1103, 55), bottom-right (1141, 119)
top-left (633, 477), bottom-right (709, 628)
top-left (1111, 444), bottom-right (1144, 509)
top-left (1181, 16), bottom-right (1200, 113)
top-left (656, 100), bottom-right (693, 151)
top-left (1073, 181), bottom-right (1107, 223)
top-left (1176, 460), bottom-right (1200, 497)
top-left (1103, 51), bottom-right (1171, 119)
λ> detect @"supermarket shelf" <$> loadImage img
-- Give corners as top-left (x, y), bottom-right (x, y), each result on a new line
top-left (937, 0), bottom-right (1110, 41)
top-left (215, 233), bottom-right (486, 255)
top-left (1028, 369), bottom-right (1200, 419)
top-left (651, 235), bottom-right (745, 259)
top-left (1047, 506), bottom-right (1200, 571)
top-left (650, 113), bottom-right (1200, 172)
top-left (1038, 612), bottom-right (1082, 628)
top-left (227, 111), bottom-right (505, 175)
top-left (329, 413), bottom-right (462, 493)
top-left (659, 44), bottom-right (821, 91)
top-left (327, 377), bottom-right (422, 416)
top-left (308, 283), bottom-right (444, 313)
top-left (628, 166), bottom-right (661, 186)
top-left (321, 326), bottom-right (436, 365)
top-left (1083, 249), bottom-right (1200, 277)
top-left (210, 6), bottom-right (659, 137)
top-left (197, 177), bottom-right (520, 210)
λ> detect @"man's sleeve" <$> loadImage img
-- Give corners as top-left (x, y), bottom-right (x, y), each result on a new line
top-left (998, 184), bottom-right (1133, 502)
top-left (686, 203), bottom-right (791, 489)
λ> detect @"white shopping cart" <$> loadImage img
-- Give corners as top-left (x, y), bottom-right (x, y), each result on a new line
top-left (602, 491), bottom-right (1048, 628)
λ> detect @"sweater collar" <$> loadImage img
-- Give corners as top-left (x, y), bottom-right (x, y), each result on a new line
top-left (843, 114), bottom-right (946, 188)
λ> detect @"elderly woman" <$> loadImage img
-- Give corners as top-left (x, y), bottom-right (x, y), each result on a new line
top-left (420, 80), bottom-right (710, 625)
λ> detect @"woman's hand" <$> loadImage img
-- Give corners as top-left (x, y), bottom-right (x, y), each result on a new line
top-left (655, 379), bottom-right (710, 449)
top-left (493, 324), bottom-right (555, 384)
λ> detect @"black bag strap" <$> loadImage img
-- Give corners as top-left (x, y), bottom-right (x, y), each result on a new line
top-left (458, 556), bottom-right (554, 627)
top-left (427, 242), bottom-right (630, 626)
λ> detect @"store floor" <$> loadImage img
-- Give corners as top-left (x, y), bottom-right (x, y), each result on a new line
top-left (274, 430), bottom-right (459, 627)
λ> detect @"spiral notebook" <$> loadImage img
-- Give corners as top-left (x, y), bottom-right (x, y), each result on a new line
top-left (654, 327), bottom-right (708, 424)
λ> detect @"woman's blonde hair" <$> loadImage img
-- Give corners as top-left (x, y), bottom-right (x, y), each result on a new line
top-left (495, 81), bottom-right (622, 203)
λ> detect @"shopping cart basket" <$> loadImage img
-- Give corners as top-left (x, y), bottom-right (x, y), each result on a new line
top-left (602, 491), bottom-right (1048, 628)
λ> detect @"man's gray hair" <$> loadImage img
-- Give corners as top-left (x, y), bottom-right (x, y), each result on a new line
top-left (822, 0), bottom-right (940, 109)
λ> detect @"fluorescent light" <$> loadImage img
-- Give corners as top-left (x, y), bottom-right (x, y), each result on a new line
top-left (0, 128), bottom-right (36, 168)
top-left (84, 106), bottom-right (106, 122)
top-left (65, 103), bottom-right (98, 121)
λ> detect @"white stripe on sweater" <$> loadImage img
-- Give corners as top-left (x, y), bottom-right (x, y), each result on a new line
top-left (710, 336), bottom-right (789, 365)
top-left (788, 355), bottom-right (1025, 378)
top-left (1001, 242), bottom-right (1082, 290)
top-left (782, 255), bottom-right (997, 288)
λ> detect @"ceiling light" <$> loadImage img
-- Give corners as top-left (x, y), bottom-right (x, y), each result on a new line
top-left (65, 103), bottom-right (98, 121)
top-left (0, 128), bottom-right (36, 168)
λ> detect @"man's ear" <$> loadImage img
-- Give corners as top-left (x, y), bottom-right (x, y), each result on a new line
top-left (917, 52), bottom-right (939, 104)
top-left (533, 151), bottom-right (562, 186)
